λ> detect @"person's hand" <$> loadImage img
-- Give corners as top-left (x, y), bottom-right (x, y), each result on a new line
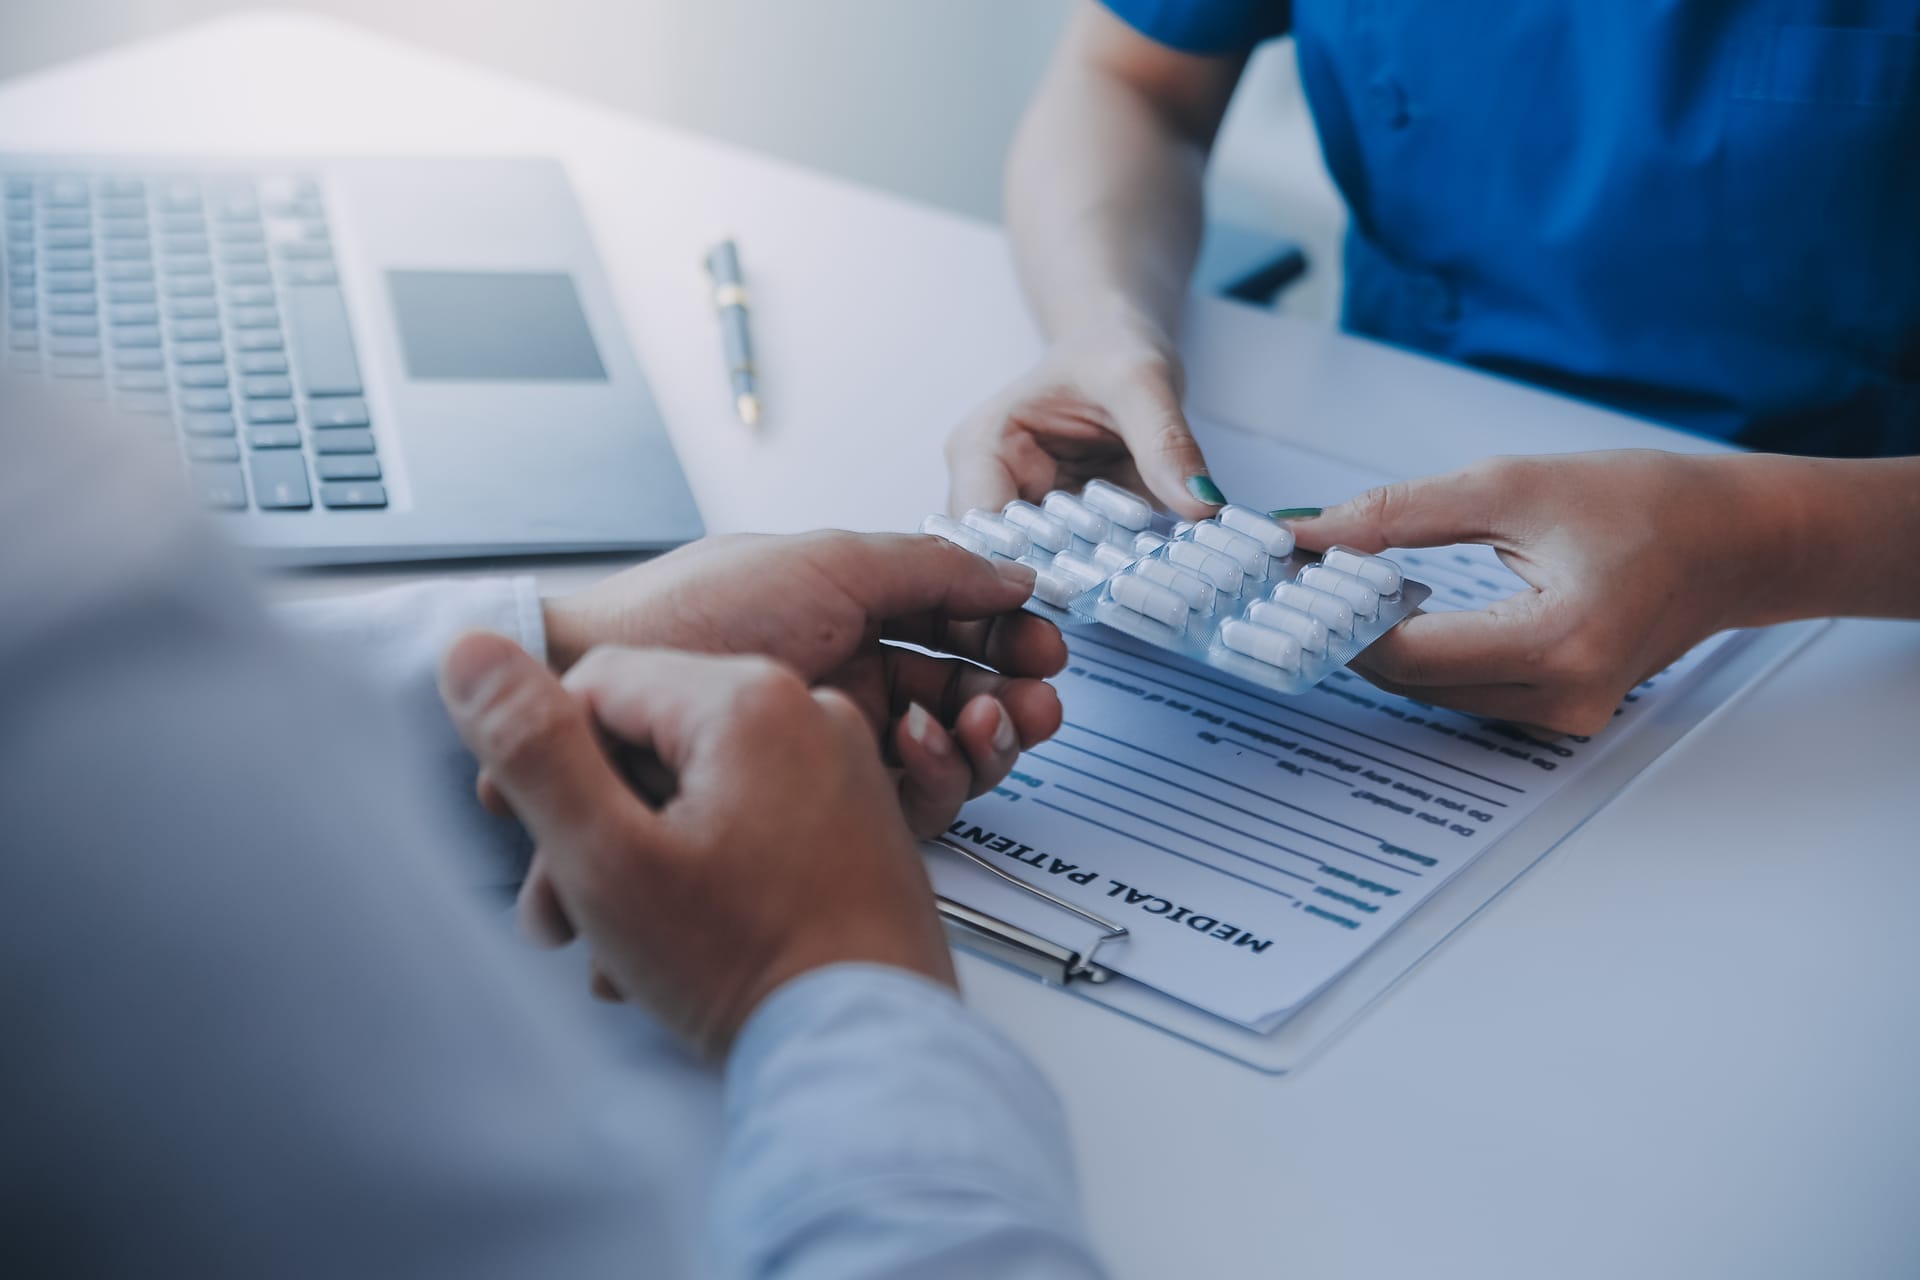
top-left (1291, 450), bottom-right (1785, 736)
top-left (541, 531), bottom-right (1068, 836)
top-left (944, 315), bottom-right (1225, 521)
top-left (441, 637), bottom-right (954, 1059)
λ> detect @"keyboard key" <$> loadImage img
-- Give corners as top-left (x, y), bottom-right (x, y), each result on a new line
top-left (214, 195), bottom-right (259, 221)
top-left (98, 198), bottom-right (146, 220)
top-left (102, 240), bottom-right (153, 262)
top-left (112, 347), bottom-right (164, 371)
top-left (45, 250), bottom-right (93, 271)
top-left (307, 397), bottom-right (368, 428)
top-left (237, 351), bottom-right (286, 375)
top-left (174, 341), bottom-right (226, 364)
top-left (167, 297), bottom-right (218, 320)
top-left (106, 284), bottom-right (157, 308)
top-left (159, 183), bottom-right (200, 211)
top-left (162, 234), bottom-right (210, 256)
top-left (216, 223), bottom-right (266, 245)
top-left (49, 336), bottom-right (100, 357)
top-left (111, 303), bottom-right (159, 325)
top-left (100, 220), bottom-right (149, 241)
top-left (315, 455), bottom-right (381, 482)
top-left (234, 328), bottom-right (283, 352)
top-left (49, 316), bottom-right (98, 337)
top-left (179, 388), bottom-right (232, 412)
top-left (320, 481), bottom-right (387, 510)
top-left (171, 318), bottom-right (221, 342)
top-left (8, 286), bottom-right (34, 308)
top-left (8, 330), bottom-right (36, 351)
top-left (3, 177), bottom-right (31, 197)
top-left (50, 358), bottom-right (103, 379)
top-left (229, 306), bottom-right (278, 329)
top-left (280, 259), bottom-right (336, 284)
top-left (185, 438), bottom-right (240, 463)
top-left (43, 180), bottom-right (88, 207)
top-left (47, 294), bottom-right (97, 315)
top-left (192, 463), bottom-right (248, 511)
top-left (247, 425), bottom-right (301, 449)
top-left (45, 272), bottom-right (95, 293)
top-left (159, 213), bottom-right (206, 235)
top-left (98, 177), bottom-right (144, 198)
top-left (44, 230), bottom-right (92, 250)
top-left (105, 265), bottom-right (155, 286)
top-left (284, 285), bottom-right (361, 396)
top-left (119, 391), bottom-right (172, 415)
top-left (243, 399), bottom-right (296, 424)
top-left (219, 244), bottom-right (268, 265)
top-left (114, 370), bottom-right (167, 392)
top-left (7, 244), bottom-right (33, 265)
top-left (6, 353), bottom-right (41, 373)
top-left (276, 241), bottom-right (332, 261)
top-left (242, 375), bottom-right (292, 399)
top-left (225, 283), bottom-right (274, 307)
top-left (9, 309), bottom-right (35, 329)
top-left (311, 428), bottom-right (375, 455)
top-left (223, 265), bottom-right (272, 286)
top-left (111, 324), bottom-right (161, 348)
top-left (266, 198), bottom-right (326, 220)
top-left (163, 276), bottom-right (214, 298)
top-left (163, 254), bottom-right (213, 277)
top-left (175, 365), bottom-right (228, 388)
top-left (249, 451), bottom-right (311, 509)
top-left (181, 412), bottom-right (236, 437)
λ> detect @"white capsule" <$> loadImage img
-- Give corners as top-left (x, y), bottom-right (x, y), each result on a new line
top-left (1170, 520), bottom-right (1195, 538)
top-left (1246, 601), bottom-right (1330, 657)
top-left (1080, 478), bottom-right (1153, 530)
top-left (1219, 504), bottom-right (1297, 557)
top-left (1297, 565), bottom-right (1382, 620)
top-left (920, 513), bottom-right (989, 558)
top-left (1322, 545), bottom-right (1403, 595)
top-left (1042, 491), bottom-right (1110, 543)
top-left (1002, 500), bottom-right (1073, 553)
top-left (1269, 582), bottom-right (1356, 638)
top-left (1020, 555), bottom-right (1080, 607)
top-left (1049, 549), bottom-right (1107, 593)
top-left (1090, 540), bottom-right (1136, 573)
top-left (1191, 520), bottom-right (1269, 576)
top-left (1109, 573), bottom-right (1190, 630)
top-left (1132, 530), bottom-right (1169, 556)
top-left (960, 509), bottom-right (1030, 559)
top-left (1133, 557), bottom-right (1217, 613)
top-left (1220, 619), bottom-right (1303, 672)
top-left (1166, 540), bottom-right (1244, 595)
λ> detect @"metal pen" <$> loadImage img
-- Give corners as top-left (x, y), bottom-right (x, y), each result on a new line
top-left (703, 239), bottom-right (760, 425)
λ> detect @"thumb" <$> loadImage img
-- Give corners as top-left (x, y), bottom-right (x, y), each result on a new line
top-left (1288, 462), bottom-right (1510, 554)
top-left (439, 631), bottom-right (654, 845)
top-left (1105, 370), bottom-right (1222, 520)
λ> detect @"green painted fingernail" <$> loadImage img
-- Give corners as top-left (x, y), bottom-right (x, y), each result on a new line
top-left (1186, 474), bottom-right (1226, 506)
top-left (1267, 507), bottom-right (1324, 520)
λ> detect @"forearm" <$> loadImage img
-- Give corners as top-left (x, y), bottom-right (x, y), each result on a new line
top-left (717, 965), bottom-right (1105, 1280)
top-left (1715, 453), bottom-right (1920, 626)
top-left (1005, 10), bottom-right (1238, 348)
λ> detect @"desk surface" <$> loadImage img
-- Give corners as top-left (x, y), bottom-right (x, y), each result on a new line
top-left (4, 16), bottom-right (1916, 1277)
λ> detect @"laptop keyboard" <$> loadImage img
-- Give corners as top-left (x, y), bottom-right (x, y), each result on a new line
top-left (2, 170), bottom-right (387, 513)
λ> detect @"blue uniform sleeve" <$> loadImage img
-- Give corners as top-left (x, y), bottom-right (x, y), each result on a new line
top-left (1099, 0), bottom-right (1290, 55)
top-left (717, 965), bottom-right (1108, 1280)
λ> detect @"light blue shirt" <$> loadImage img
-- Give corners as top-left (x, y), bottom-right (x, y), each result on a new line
top-left (0, 382), bottom-right (1107, 1279)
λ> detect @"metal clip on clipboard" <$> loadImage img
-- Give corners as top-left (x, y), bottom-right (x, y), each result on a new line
top-left (932, 836), bottom-right (1127, 986)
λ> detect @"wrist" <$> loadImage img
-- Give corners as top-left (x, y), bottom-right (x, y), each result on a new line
top-left (1700, 452), bottom-right (1826, 630)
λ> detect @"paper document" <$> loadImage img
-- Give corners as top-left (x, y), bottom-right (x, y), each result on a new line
top-left (929, 423), bottom-right (1733, 1031)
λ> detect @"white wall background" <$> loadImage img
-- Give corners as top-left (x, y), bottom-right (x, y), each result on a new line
top-left (0, 0), bottom-right (1344, 317)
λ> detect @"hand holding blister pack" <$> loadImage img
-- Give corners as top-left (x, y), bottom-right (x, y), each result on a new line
top-left (921, 479), bottom-right (1429, 695)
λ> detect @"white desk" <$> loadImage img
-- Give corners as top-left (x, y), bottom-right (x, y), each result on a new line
top-left (5, 16), bottom-right (1917, 1277)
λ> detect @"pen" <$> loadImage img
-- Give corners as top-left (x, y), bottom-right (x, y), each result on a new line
top-left (703, 239), bottom-right (760, 426)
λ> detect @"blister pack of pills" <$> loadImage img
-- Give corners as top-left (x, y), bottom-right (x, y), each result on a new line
top-left (921, 479), bottom-right (1429, 696)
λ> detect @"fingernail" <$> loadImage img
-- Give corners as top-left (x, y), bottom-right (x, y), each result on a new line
top-left (1186, 474), bottom-right (1226, 507)
top-left (441, 633), bottom-right (513, 708)
top-left (991, 701), bottom-right (1018, 754)
top-left (1267, 507), bottom-right (1324, 520)
top-left (992, 558), bottom-right (1037, 590)
top-left (904, 702), bottom-right (947, 756)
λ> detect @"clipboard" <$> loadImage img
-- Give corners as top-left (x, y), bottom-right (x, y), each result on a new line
top-left (930, 619), bottom-right (1826, 1075)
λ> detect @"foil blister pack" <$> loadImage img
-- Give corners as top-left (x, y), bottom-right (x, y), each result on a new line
top-left (922, 479), bottom-right (1429, 696)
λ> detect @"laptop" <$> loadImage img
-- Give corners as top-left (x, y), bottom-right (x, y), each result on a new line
top-left (0, 154), bottom-right (704, 565)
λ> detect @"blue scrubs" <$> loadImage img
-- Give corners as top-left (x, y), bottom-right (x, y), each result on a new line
top-left (1102, 1), bottom-right (1920, 457)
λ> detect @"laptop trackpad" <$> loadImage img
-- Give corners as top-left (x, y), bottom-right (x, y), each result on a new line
top-left (387, 270), bottom-right (606, 381)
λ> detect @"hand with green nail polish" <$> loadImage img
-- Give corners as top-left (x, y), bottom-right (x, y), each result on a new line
top-left (1290, 449), bottom-right (1920, 735)
top-left (944, 316), bottom-right (1226, 522)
